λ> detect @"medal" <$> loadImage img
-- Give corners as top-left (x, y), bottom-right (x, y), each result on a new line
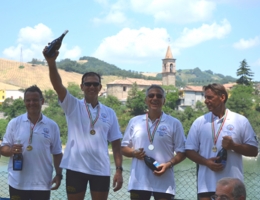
top-left (27, 145), bottom-right (33, 151)
top-left (85, 100), bottom-right (100, 136)
top-left (148, 144), bottom-right (154, 150)
top-left (146, 113), bottom-right (162, 152)
top-left (211, 110), bottom-right (228, 153)
top-left (90, 130), bottom-right (96, 135)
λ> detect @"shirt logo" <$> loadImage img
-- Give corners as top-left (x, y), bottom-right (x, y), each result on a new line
top-left (101, 113), bottom-right (107, 118)
top-left (226, 124), bottom-right (234, 131)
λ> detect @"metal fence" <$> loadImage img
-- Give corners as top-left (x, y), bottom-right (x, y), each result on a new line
top-left (0, 167), bottom-right (259, 200)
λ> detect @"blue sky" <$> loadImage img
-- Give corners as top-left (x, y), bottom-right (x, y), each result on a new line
top-left (1, 0), bottom-right (260, 81)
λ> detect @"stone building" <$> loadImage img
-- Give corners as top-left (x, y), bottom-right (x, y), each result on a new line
top-left (162, 46), bottom-right (176, 86)
top-left (106, 78), bottom-right (161, 103)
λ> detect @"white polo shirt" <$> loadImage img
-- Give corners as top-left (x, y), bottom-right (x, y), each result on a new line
top-left (185, 109), bottom-right (258, 193)
top-left (2, 113), bottom-right (62, 190)
top-left (121, 113), bottom-right (186, 195)
top-left (59, 91), bottom-right (122, 176)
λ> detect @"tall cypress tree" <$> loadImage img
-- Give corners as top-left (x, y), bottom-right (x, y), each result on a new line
top-left (236, 59), bottom-right (254, 85)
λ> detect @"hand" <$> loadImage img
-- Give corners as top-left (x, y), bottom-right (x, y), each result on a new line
top-left (51, 175), bottom-right (61, 190)
top-left (112, 171), bottom-right (123, 192)
top-left (12, 144), bottom-right (23, 154)
top-left (222, 136), bottom-right (234, 150)
top-left (133, 148), bottom-right (145, 160)
top-left (205, 157), bottom-right (224, 172)
top-left (153, 162), bottom-right (170, 176)
top-left (42, 46), bottom-right (59, 63)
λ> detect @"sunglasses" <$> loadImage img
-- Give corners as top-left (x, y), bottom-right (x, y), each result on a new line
top-left (147, 93), bottom-right (163, 99)
top-left (83, 82), bottom-right (100, 87)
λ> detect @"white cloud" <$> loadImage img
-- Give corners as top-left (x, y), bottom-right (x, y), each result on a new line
top-left (93, 20), bottom-right (231, 66)
top-left (63, 46), bottom-right (82, 60)
top-left (2, 24), bottom-right (81, 61)
top-left (233, 37), bottom-right (260, 50)
top-left (92, 0), bottom-right (130, 25)
top-left (92, 27), bottom-right (175, 64)
top-left (174, 19), bottom-right (231, 48)
top-left (130, 0), bottom-right (216, 23)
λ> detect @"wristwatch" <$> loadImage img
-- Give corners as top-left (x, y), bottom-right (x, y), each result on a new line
top-left (116, 166), bottom-right (123, 171)
top-left (56, 174), bottom-right (63, 180)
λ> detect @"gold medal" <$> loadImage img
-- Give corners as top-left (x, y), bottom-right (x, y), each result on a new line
top-left (212, 146), bottom-right (217, 152)
top-left (90, 130), bottom-right (96, 135)
top-left (27, 145), bottom-right (33, 151)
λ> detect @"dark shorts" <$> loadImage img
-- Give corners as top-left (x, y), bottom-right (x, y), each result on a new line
top-left (66, 169), bottom-right (110, 194)
top-left (130, 190), bottom-right (174, 200)
top-left (198, 192), bottom-right (215, 198)
top-left (9, 185), bottom-right (50, 200)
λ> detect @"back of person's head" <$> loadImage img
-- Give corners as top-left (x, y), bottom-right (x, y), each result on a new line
top-left (24, 85), bottom-right (43, 99)
top-left (203, 83), bottom-right (228, 103)
top-left (217, 177), bottom-right (246, 200)
top-left (81, 72), bottom-right (101, 84)
top-left (145, 84), bottom-right (166, 97)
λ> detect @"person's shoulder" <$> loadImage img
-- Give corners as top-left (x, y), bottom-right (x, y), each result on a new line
top-left (228, 109), bottom-right (248, 121)
top-left (42, 114), bottom-right (59, 126)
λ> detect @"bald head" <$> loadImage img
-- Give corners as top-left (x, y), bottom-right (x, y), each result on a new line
top-left (216, 177), bottom-right (246, 200)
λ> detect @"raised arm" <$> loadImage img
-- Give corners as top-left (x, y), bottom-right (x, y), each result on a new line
top-left (43, 49), bottom-right (67, 102)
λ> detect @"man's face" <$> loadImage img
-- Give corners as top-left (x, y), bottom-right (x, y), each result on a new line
top-left (145, 88), bottom-right (165, 112)
top-left (24, 91), bottom-right (43, 115)
top-left (81, 75), bottom-right (102, 98)
top-left (204, 89), bottom-right (225, 112)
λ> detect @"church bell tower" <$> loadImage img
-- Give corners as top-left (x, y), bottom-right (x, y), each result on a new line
top-left (162, 46), bottom-right (176, 86)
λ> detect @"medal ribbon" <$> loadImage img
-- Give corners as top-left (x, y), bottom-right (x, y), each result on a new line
top-left (28, 114), bottom-right (42, 145)
top-left (211, 110), bottom-right (228, 146)
top-left (85, 100), bottom-right (100, 130)
top-left (146, 113), bottom-right (162, 145)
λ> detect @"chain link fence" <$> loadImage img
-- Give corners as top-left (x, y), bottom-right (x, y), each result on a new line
top-left (1, 167), bottom-right (259, 200)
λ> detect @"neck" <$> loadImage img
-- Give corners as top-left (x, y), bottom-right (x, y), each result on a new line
top-left (85, 97), bottom-right (98, 108)
top-left (148, 111), bottom-right (162, 121)
top-left (212, 107), bottom-right (226, 119)
top-left (28, 113), bottom-right (42, 124)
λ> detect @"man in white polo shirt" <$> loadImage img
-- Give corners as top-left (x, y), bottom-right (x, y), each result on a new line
top-left (121, 84), bottom-right (186, 200)
top-left (43, 49), bottom-right (123, 200)
top-left (185, 83), bottom-right (258, 200)
top-left (1, 85), bottom-right (63, 200)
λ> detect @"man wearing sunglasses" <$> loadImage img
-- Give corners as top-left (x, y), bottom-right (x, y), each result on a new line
top-left (43, 49), bottom-right (123, 200)
top-left (211, 177), bottom-right (246, 200)
top-left (121, 84), bottom-right (186, 200)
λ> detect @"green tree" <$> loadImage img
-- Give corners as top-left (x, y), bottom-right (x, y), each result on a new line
top-left (126, 83), bottom-right (146, 115)
top-left (226, 84), bottom-right (254, 117)
top-left (236, 59), bottom-right (254, 85)
top-left (1, 98), bottom-right (26, 121)
top-left (0, 119), bottom-right (8, 139)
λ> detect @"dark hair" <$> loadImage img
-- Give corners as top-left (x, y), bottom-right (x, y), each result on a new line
top-left (81, 72), bottom-right (101, 84)
top-left (203, 83), bottom-right (228, 103)
top-left (24, 85), bottom-right (43, 99)
top-left (145, 84), bottom-right (165, 97)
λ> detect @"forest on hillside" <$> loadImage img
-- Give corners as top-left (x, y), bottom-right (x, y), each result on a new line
top-left (29, 56), bottom-right (237, 87)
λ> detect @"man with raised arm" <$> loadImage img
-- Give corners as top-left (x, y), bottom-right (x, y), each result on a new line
top-left (43, 49), bottom-right (123, 200)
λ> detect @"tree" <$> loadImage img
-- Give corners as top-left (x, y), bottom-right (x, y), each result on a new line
top-left (1, 98), bottom-right (26, 121)
top-left (226, 84), bottom-right (254, 117)
top-left (236, 59), bottom-right (254, 85)
top-left (126, 83), bottom-right (146, 115)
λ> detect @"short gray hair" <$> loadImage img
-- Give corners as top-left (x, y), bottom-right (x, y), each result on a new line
top-left (145, 85), bottom-right (166, 97)
top-left (217, 177), bottom-right (246, 199)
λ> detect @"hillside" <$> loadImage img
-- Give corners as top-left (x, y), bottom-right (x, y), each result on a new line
top-left (0, 58), bottom-right (121, 91)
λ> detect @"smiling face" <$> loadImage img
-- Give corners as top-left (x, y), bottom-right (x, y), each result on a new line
top-left (24, 91), bottom-right (44, 116)
top-left (145, 88), bottom-right (165, 112)
top-left (80, 75), bottom-right (102, 103)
